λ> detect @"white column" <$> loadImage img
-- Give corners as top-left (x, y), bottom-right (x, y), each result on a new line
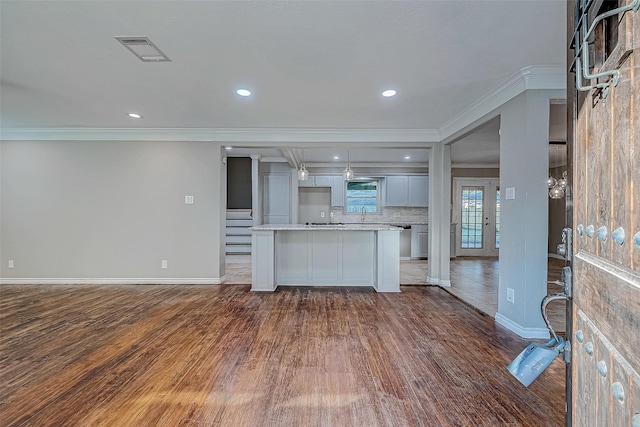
top-left (251, 154), bottom-right (262, 226)
top-left (427, 144), bottom-right (452, 286)
top-left (495, 91), bottom-right (550, 338)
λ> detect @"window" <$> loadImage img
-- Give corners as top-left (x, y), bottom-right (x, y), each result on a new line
top-left (460, 185), bottom-right (483, 249)
top-left (346, 180), bottom-right (379, 213)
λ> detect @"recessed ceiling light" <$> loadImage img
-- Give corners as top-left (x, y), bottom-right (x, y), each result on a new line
top-left (382, 89), bottom-right (397, 97)
top-left (128, 113), bottom-right (142, 119)
top-left (236, 89), bottom-right (251, 97)
top-left (225, 146), bottom-right (233, 150)
top-left (404, 156), bottom-right (411, 160)
top-left (333, 156), bottom-right (340, 160)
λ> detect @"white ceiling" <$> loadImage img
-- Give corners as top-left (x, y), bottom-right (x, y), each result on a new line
top-left (0, 0), bottom-right (567, 166)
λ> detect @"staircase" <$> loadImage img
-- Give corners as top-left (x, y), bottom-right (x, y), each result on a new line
top-left (225, 209), bottom-right (252, 254)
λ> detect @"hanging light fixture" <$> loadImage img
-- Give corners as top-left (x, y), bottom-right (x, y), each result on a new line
top-left (548, 143), bottom-right (567, 199)
top-left (297, 150), bottom-right (309, 181)
top-left (556, 171), bottom-right (568, 190)
top-left (343, 149), bottom-right (354, 181)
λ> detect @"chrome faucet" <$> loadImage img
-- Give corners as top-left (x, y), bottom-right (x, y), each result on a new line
top-left (361, 206), bottom-right (366, 223)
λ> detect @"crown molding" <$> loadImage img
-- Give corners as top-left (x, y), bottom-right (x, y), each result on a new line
top-left (439, 65), bottom-right (566, 142)
top-left (1, 65), bottom-right (565, 145)
top-left (0, 127), bottom-right (440, 143)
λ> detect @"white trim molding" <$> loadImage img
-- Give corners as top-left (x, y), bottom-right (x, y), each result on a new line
top-left (1, 65), bottom-right (565, 145)
top-left (440, 65), bottom-right (566, 142)
top-left (0, 278), bottom-right (224, 285)
top-left (495, 313), bottom-right (551, 339)
top-left (0, 127), bottom-right (441, 143)
top-left (427, 277), bottom-right (452, 287)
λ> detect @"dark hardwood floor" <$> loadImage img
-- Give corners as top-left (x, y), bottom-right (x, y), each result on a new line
top-left (0, 285), bottom-right (564, 426)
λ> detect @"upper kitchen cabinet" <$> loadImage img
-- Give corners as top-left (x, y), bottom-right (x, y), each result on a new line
top-left (298, 175), bottom-right (332, 187)
top-left (298, 175), bottom-right (344, 206)
top-left (331, 176), bottom-right (345, 207)
top-left (385, 176), bottom-right (429, 207)
top-left (408, 176), bottom-right (429, 207)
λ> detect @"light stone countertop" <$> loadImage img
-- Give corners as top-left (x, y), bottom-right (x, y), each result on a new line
top-left (251, 224), bottom-right (402, 231)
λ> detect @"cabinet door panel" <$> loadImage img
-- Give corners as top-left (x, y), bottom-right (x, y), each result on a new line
top-left (386, 176), bottom-right (409, 206)
top-left (332, 176), bottom-right (345, 206)
top-left (314, 176), bottom-right (332, 187)
top-left (263, 174), bottom-right (290, 223)
top-left (409, 176), bottom-right (429, 207)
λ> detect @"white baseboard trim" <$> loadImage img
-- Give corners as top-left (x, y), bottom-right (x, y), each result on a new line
top-left (495, 313), bottom-right (550, 339)
top-left (0, 278), bottom-right (224, 285)
top-left (427, 277), bottom-right (451, 286)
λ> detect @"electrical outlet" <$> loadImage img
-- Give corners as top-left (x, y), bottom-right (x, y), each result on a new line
top-left (8, 260), bottom-right (14, 269)
top-left (320, 211), bottom-right (325, 218)
top-left (185, 195), bottom-right (194, 204)
top-left (507, 287), bottom-right (515, 303)
top-left (161, 260), bottom-right (168, 269)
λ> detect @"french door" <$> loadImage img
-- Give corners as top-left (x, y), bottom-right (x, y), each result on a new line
top-left (453, 178), bottom-right (500, 257)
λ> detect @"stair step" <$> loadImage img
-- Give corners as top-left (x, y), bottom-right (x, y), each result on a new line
top-left (226, 227), bottom-right (252, 236)
top-left (225, 245), bottom-right (252, 254)
top-left (226, 210), bottom-right (252, 220)
top-left (226, 219), bottom-right (253, 227)
top-left (226, 235), bottom-right (252, 244)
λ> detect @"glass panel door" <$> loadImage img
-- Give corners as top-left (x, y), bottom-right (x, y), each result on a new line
top-left (461, 186), bottom-right (484, 249)
top-left (454, 178), bottom-right (499, 257)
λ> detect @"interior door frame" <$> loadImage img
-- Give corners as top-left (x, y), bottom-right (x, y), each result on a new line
top-left (453, 177), bottom-right (500, 257)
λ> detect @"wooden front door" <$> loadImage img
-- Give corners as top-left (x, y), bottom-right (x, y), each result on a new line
top-left (568, 1), bottom-right (640, 425)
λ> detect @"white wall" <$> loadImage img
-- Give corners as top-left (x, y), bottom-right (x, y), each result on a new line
top-left (0, 140), bottom-right (226, 283)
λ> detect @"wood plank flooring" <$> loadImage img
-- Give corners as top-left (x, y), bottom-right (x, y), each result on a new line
top-left (0, 285), bottom-right (564, 426)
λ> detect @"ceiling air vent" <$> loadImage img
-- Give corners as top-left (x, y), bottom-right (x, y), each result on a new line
top-left (115, 36), bottom-right (171, 62)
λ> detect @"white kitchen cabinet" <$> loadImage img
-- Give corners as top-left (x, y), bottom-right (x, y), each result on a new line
top-left (411, 224), bottom-right (428, 258)
top-left (298, 175), bottom-right (332, 187)
top-left (385, 176), bottom-right (409, 206)
top-left (332, 176), bottom-right (345, 206)
top-left (314, 176), bottom-right (332, 187)
top-left (263, 174), bottom-right (291, 224)
top-left (408, 176), bottom-right (429, 207)
top-left (299, 175), bottom-right (344, 206)
top-left (385, 176), bottom-right (429, 207)
top-left (298, 176), bottom-right (315, 187)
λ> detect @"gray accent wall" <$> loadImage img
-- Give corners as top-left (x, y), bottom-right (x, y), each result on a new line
top-left (0, 140), bottom-right (225, 281)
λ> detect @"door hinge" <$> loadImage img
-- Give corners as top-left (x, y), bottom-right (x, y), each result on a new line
top-left (562, 266), bottom-right (572, 298)
top-left (562, 340), bottom-right (571, 364)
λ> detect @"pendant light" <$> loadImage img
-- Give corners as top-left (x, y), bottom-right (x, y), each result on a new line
top-left (548, 143), bottom-right (567, 199)
top-left (298, 150), bottom-right (309, 181)
top-left (343, 149), bottom-right (354, 181)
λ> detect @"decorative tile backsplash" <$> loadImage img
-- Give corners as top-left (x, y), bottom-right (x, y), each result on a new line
top-left (330, 206), bottom-right (428, 225)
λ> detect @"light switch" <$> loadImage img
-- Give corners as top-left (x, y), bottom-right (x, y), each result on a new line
top-left (505, 187), bottom-right (515, 200)
top-left (185, 195), bottom-right (194, 204)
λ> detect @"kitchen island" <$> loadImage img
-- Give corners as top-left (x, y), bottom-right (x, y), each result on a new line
top-left (251, 224), bottom-right (401, 292)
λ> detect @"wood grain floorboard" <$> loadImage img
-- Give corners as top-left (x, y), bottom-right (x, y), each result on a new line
top-left (0, 285), bottom-right (564, 426)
